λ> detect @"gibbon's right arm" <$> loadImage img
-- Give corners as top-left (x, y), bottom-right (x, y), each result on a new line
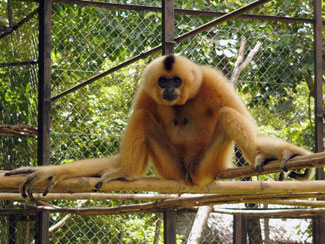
top-left (5, 156), bottom-right (121, 199)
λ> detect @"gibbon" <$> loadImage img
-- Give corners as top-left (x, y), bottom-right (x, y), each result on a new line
top-left (5, 55), bottom-right (314, 199)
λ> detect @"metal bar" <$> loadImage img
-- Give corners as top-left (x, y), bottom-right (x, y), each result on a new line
top-left (312, 0), bottom-right (324, 243)
top-left (9, 215), bottom-right (17, 244)
top-left (16, 0), bottom-right (325, 25)
top-left (7, 0), bottom-right (13, 28)
top-left (162, 0), bottom-right (175, 55)
top-left (175, 0), bottom-right (272, 43)
top-left (51, 0), bottom-right (272, 101)
top-left (0, 7), bottom-right (39, 40)
top-left (163, 210), bottom-right (176, 244)
top-left (233, 215), bottom-right (247, 244)
top-left (50, 45), bottom-right (161, 101)
top-left (162, 1), bottom-right (176, 243)
top-left (36, 0), bottom-right (52, 243)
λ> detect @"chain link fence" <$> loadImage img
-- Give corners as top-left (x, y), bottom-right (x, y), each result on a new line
top-left (1, 0), bottom-right (324, 243)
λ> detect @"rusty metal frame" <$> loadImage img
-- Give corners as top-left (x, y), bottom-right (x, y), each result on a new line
top-left (36, 0), bottom-right (52, 243)
top-left (312, 0), bottom-right (324, 243)
top-left (51, 0), bottom-right (273, 101)
top-left (17, 0), bottom-right (325, 25)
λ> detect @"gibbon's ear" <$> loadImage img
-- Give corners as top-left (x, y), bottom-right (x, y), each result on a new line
top-left (141, 55), bottom-right (203, 106)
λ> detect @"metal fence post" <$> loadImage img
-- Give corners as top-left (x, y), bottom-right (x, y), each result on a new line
top-left (233, 215), bottom-right (247, 244)
top-left (162, 0), bottom-right (176, 243)
top-left (312, 0), bottom-right (324, 242)
top-left (36, 0), bottom-right (52, 243)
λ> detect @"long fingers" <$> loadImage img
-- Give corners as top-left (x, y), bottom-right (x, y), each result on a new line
top-left (95, 174), bottom-right (130, 190)
top-left (20, 174), bottom-right (35, 198)
top-left (18, 172), bottom-right (59, 199)
top-left (5, 167), bottom-right (36, 176)
top-left (43, 176), bottom-right (62, 196)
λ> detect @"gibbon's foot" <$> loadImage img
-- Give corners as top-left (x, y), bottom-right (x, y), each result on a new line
top-left (254, 154), bottom-right (277, 173)
top-left (279, 168), bottom-right (315, 181)
top-left (281, 153), bottom-right (301, 172)
top-left (95, 176), bottom-right (131, 190)
top-left (5, 167), bottom-right (63, 200)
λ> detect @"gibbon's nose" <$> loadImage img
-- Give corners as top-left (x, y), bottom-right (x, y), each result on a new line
top-left (162, 88), bottom-right (178, 101)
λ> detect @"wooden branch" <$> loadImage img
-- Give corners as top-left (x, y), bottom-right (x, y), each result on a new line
top-left (0, 152), bottom-right (325, 194)
top-left (49, 200), bottom-right (87, 235)
top-left (216, 152), bottom-right (325, 179)
top-left (231, 37), bottom-right (262, 85)
top-left (2, 174), bottom-right (325, 195)
top-left (153, 213), bottom-right (162, 244)
top-left (11, 192), bottom-right (325, 216)
top-left (187, 206), bottom-right (213, 244)
top-left (0, 124), bottom-right (37, 137)
top-left (231, 36), bottom-right (246, 84)
top-left (0, 192), bottom-right (182, 201)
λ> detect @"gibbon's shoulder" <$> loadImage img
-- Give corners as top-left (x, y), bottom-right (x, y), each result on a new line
top-left (198, 64), bottom-right (236, 96)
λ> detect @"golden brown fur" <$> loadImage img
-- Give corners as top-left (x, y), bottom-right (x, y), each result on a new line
top-left (5, 55), bottom-right (314, 199)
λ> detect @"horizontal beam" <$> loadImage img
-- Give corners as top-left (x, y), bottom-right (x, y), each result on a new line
top-left (16, 0), bottom-right (325, 25)
top-left (2, 174), bottom-right (325, 195)
top-left (1, 152), bottom-right (324, 195)
top-left (216, 152), bottom-right (325, 179)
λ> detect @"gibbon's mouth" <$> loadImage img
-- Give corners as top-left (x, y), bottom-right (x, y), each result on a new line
top-left (162, 89), bottom-right (178, 101)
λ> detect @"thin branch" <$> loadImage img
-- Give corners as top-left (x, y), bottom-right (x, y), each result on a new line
top-left (231, 37), bottom-right (262, 85)
top-left (153, 213), bottom-right (163, 244)
top-left (0, 124), bottom-right (37, 137)
top-left (49, 200), bottom-right (88, 234)
top-left (231, 36), bottom-right (247, 84)
top-left (187, 206), bottom-right (213, 244)
top-left (12, 192), bottom-right (325, 216)
top-left (0, 60), bottom-right (38, 67)
top-left (0, 192), bottom-right (181, 201)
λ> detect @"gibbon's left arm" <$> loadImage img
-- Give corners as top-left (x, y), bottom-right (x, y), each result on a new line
top-left (199, 64), bottom-right (314, 180)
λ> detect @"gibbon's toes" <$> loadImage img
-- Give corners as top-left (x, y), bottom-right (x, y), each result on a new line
top-left (95, 181), bottom-right (103, 190)
top-left (4, 167), bottom-right (36, 176)
top-left (42, 176), bottom-right (60, 196)
top-left (20, 175), bottom-right (34, 199)
top-left (287, 168), bottom-right (315, 180)
top-left (254, 157), bottom-right (277, 174)
top-left (281, 154), bottom-right (301, 172)
top-left (278, 172), bottom-right (285, 181)
top-left (95, 176), bottom-right (130, 190)
top-left (19, 172), bottom-right (57, 200)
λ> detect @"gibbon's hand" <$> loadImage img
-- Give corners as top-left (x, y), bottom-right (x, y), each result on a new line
top-left (5, 166), bottom-right (65, 200)
top-left (4, 156), bottom-right (126, 199)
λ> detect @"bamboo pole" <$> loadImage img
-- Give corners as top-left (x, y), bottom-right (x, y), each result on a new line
top-left (3, 173), bottom-right (325, 195)
top-left (11, 194), bottom-right (325, 216)
top-left (216, 152), bottom-right (325, 179)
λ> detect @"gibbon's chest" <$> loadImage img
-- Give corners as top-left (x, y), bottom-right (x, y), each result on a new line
top-left (156, 99), bottom-right (218, 146)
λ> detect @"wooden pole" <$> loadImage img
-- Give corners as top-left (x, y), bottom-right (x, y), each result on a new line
top-left (3, 174), bottom-right (325, 195)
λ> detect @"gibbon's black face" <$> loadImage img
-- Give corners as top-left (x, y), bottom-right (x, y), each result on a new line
top-left (157, 75), bottom-right (182, 101)
top-left (142, 54), bottom-right (203, 106)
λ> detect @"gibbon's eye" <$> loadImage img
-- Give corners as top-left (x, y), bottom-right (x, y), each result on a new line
top-left (158, 76), bottom-right (168, 88)
top-left (173, 76), bottom-right (182, 88)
